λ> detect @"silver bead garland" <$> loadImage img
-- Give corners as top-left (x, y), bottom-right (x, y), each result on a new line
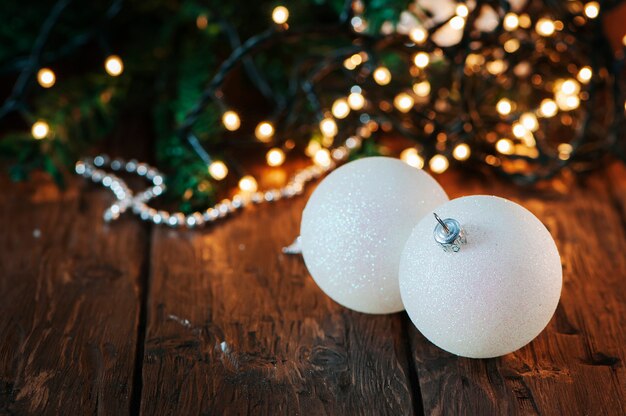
top-left (75, 135), bottom-right (361, 228)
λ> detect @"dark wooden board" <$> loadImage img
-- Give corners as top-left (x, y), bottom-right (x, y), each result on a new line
top-left (0, 176), bottom-right (147, 415)
top-left (409, 166), bottom-right (626, 415)
top-left (139, 184), bottom-right (417, 415)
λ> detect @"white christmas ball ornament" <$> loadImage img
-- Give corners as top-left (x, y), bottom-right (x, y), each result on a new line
top-left (399, 195), bottom-right (562, 358)
top-left (301, 157), bottom-right (449, 314)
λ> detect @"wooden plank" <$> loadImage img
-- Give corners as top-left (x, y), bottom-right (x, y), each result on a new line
top-left (0, 174), bottom-right (147, 415)
top-left (140, 181), bottom-right (417, 415)
top-left (410, 168), bottom-right (626, 415)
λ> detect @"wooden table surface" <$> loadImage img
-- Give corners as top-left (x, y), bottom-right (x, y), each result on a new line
top-left (0, 159), bottom-right (625, 415)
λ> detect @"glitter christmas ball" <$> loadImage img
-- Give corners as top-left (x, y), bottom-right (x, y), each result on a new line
top-left (300, 157), bottom-right (449, 314)
top-left (399, 195), bottom-right (562, 358)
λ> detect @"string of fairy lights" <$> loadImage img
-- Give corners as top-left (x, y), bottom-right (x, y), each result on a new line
top-left (5, 0), bottom-right (626, 226)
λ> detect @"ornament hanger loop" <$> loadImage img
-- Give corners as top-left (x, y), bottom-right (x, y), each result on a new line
top-left (433, 212), bottom-right (467, 253)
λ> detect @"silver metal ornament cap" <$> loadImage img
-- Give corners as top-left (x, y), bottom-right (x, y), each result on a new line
top-left (433, 213), bottom-right (467, 253)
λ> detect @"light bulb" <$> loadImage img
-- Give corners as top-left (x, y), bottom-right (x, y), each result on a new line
top-left (222, 111), bottom-right (241, 131)
top-left (255, 121), bottom-right (274, 142)
top-left (584, 2), bottom-right (599, 19)
top-left (503, 13), bottom-right (519, 31)
top-left (31, 121), bottom-right (49, 139)
top-left (496, 98), bottom-right (512, 116)
top-left (394, 93), bottom-right (414, 113)
top-left (452, 143), bottom-right (471, 161)
top-left (349, 54), bottom-right (362, 66)
top-left (413, 52), bottom-right (430, 69)
top-left (512, 123), bottom-right (527, 138)
top-left (104, 55), bottom-right (124, 76)
top-left (577, 67), bottom-right (592, 84)
top-left (37, 68), bottom-right (55, 88)
top-left (348, 92), bottom-right (365, 110)
top-left (373, 67), bottom-right (391, 85)
top-left (305, 140), bottom-right (321, 157)
top-left (400, 148), bottom-right (424, 169)
top-left (449, 16), bottom-right (465, 30)
top-left (429, 155), bottom-right (449, 173)
top-left (456, 4), bottom-right (469, 17)
top-left (536, 18), bottom-right (555, 36)
top-left (539, 99), bottom-right (558, 117)
top-left (313, 149), bottom-right (332, 167)
top-left (409, 27), bottom-right (428, 44)
top-left (331, 99), bottom-right (350, 119)
top-left (208, 161), bottom-right (228, 180)
top-left (560, 79), bottom-right (580, 95)
top-left (558, 143), bottom-right (573, 160)
top-left (272, 6), bottom-right (289, 24)
top-left (496, 138), bottom-right (514, 155)
top-left (504, 39), bottom-right (520, 53)
top-left (413, 81), bottom-right (431, 97)
top-left (266, 148), bottom-right (285, 167)
top-left (238, 175), bottom-right (258, 192)
top-left (320, 118), bottom-right (338, 137)
top-left (520, 113), bottom-right (539, 131)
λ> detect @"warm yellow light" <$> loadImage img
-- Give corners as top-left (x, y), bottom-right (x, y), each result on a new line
top-left (305, 140), bottom-right (321, 157)
top-left (348, 92), bottom-right (365, 110)
top-left (520, 113), bottom-right (539, 131)
top-left (413, 52), bottom-right (430, 69)
top-left (272, 6), bottom-right (289, 24)
top-left (320, 117), bottom-right (338, 137)
top-left (560, 79), bottom-right (580, 95)
top-left (496, 98), bottom-right (512, 116)
top-left (496, 138), bottom-right (514, 155)
top-left (623, 34), bottom-right (626, 47)
top-left (266, 148), bottom-right (285, 167)
top-left (519, 13), bottom-right (532, 29)
top-left (503, 13), bottom-right (519, 31)
top-left (394, 93), bottom-right (414, 113)
top-left (412, 81), bottom-right (431, 97)
top-left (331, 99), bottom-right (350, 119)
top-left (373, 67), bottom-right (391, 85)
top-left (400, 148), bottom-right (424, 169)
top-left (504, 38), bottom-right (520, 53)
top-left (584, 2), bottom-right (599, 19)
top-left (104, 55), bottom-right (124, 76)
top-left (409, 27), bottom-right (428, 44)
top-left (429, 155), bottom-right (449, 173)
top-left (313, 148), bottom-right (332, 167)
top-left (222, 111), bottom-right (241, 131)
top-left (564, 95), bottom-right (580, 110)
top-left (536, 18), bottom-right (555, 36)
top-left (31, 121), bottom-right (49, 139)
top-left (255, 121), bottom-right (274, 142)
top-left (456, 4), bottom-right (469, 17)
top-left (208, 161), bottom-right (228, 180)
top-left (558, 143), bottom-right (573, 160)
top-left (344, 58), bottom-right (356, 70)
top-left (450, 15), bottom-right (465, 30)
top-left (577, 66), bottom-right (592, 84)
top-left (512, 123), bottom-right (527, 138)
top-left (486, 60), bottom-right (506, 75)
top-left (37, 68), bottom-right (55, 88)
top-left (539, 99), bottom-right (558, 117)
top-left (452, 143), bottom-right (470, 161)
top-left (238, 175), bottom-right (258, 192)
top-left (349, 54), bottom-right (362, 66)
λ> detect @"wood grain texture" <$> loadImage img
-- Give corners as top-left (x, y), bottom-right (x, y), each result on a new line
top-left (139, 184), bottom-right (416, 415)
top-left (409, 166), bottom-right (626, 416)
top-left (0, 175), bottom-right (147, 415)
